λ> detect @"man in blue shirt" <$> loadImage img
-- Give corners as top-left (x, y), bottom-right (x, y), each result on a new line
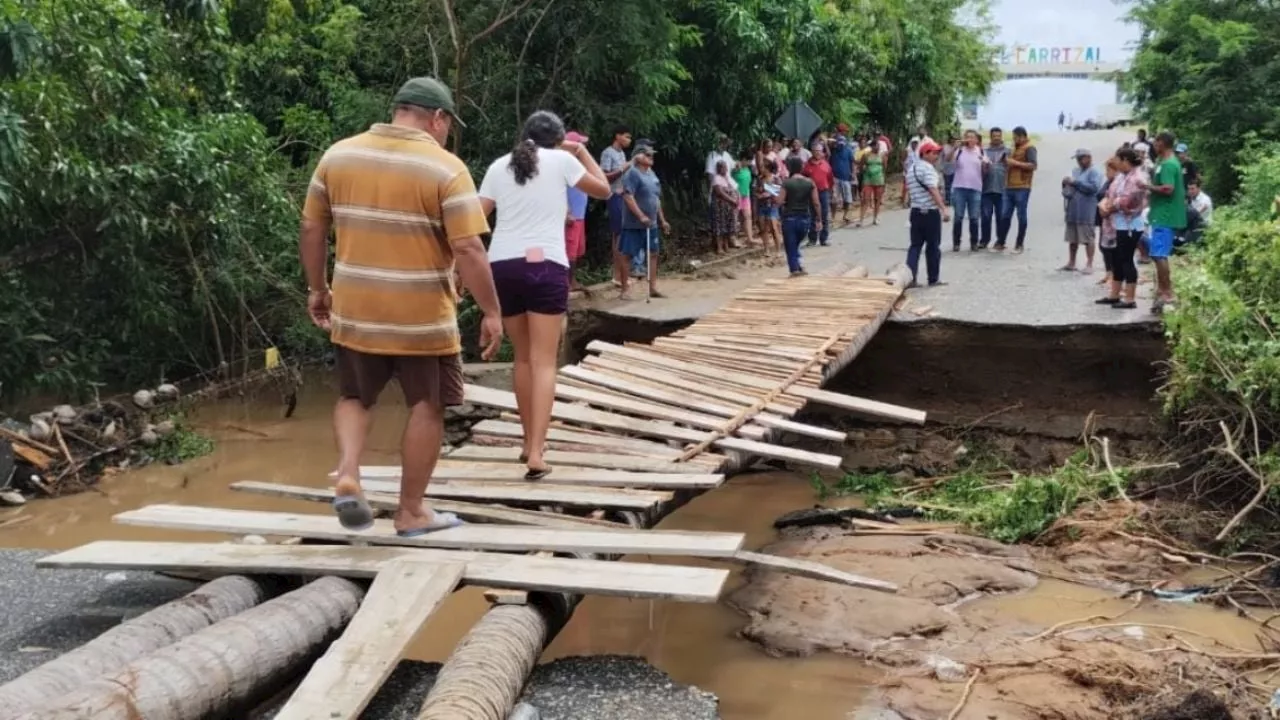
top-left (829, 135), bottom-right (856, 225)
top-left (620, 140), bottom-right (670, 300)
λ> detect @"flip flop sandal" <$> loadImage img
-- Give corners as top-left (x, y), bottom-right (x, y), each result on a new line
top-left (332, 494), bottom-right (374, 531)
top-left (525, 466), bottom-right (552, 482)
top-left (396, 511), bottom-right (465, 537)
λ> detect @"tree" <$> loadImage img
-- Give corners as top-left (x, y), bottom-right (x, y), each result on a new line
top-left (1124, 0), bottom-right (1280, 199)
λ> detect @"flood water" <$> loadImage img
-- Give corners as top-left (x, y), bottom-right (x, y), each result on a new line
top-left (1, 376), bottom-right (1267, 719)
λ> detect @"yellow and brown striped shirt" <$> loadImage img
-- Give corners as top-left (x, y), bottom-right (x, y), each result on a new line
top-left (303, 124), bottom-right (489, 356)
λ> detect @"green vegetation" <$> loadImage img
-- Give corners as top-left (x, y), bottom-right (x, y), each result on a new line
top-left (0, 0), bottom-right (996, 401)
top-left (813, 450), bottom-right (1134, 543)
top-left (1125, 0), bottom-right (1280, 200)
top-left (150, 422), bottom-right (216, 464)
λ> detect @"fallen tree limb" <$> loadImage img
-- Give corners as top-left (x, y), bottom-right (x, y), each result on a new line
top-left (0, 575), bottom-right (275, 716)
top-left (1214, 420), bottom-right (1275, 542)
top-left (16, 576), bottom-right (362, 720)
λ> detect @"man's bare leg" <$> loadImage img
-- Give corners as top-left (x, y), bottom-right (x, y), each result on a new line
top-left (1155, 258), bottom-right (1174, 301)
top-left (395, 400), bottom-right (445, 533)
top-left (332, 398), bottom-right (372, 500)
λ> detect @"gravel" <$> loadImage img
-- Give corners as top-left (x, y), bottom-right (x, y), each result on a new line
top-left (0, 549), bottom-right (721, 719)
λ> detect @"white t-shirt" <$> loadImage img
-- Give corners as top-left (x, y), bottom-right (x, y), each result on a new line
top-left (479, 147), bottom-right (586, 267)
top-left (1190, 192), bottom-right (1213, 224)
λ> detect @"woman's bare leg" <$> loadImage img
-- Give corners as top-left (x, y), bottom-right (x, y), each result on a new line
top-left (523, 312), bottom-right (564, 473)
top-left (503, 314), bottom-right (533, 457)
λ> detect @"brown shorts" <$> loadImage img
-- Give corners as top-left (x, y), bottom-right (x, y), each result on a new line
top-left (336, 347), bottom-right (464, 409)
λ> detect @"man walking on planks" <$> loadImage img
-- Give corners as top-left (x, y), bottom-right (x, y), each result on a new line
top-left (299, 77), bottom-right (504, 536)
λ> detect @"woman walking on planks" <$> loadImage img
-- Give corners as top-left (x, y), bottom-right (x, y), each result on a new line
top-left (777, 155), bottom-right (822, 276)
top-left (478, 111), bottom-right (610, 480)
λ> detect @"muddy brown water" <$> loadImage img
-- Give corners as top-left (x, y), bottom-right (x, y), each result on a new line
top-left (0, 376), bottom-right (1263, 719)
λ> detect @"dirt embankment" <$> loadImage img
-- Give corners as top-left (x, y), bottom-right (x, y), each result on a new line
top-left (729, 512), bottom-right (1265, 720)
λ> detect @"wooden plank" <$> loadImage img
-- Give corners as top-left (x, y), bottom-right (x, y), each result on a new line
top-left (472, 419), bottom-right (684, 459)
top-left (114, 505), bottom-right (746, 558)
top-left (553, 382), bottom-right (769, 441)
top-left (580, 355), bottom-right (798, 416)
top-left (734, 550), bottom-right (898, 593)
top-left (357, 461), bottom-right (724, 489)
top-left (231, 482), bottom-right (628, 529)
top-left (589, 342), bottom-right (925, 425)
top-left (39, 541), bottom-right (730, 602)
top-left (445, 443), bottom-right (721, 476)
top-left (788, 386), bottom-right (927, 425)
top-left (753, 414), bottom-right (847, 442)
top-left (275, 560), bottom-right (464, 720)
top-left (310, 476), bottom-right (667, 510)
top-left (465, 383), bottom-right (710, 443)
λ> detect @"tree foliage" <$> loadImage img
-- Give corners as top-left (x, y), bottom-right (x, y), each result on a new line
top-left (1124, 0), bottom-right (1280, 200)
top-left (0, 0), bottom-right (995, 400)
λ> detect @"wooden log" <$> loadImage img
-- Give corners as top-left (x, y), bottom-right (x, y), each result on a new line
top-left (0, 576), bottom-right (275, 717)
top-left (15, 577), bottom-right (364, 720)
top-left (275, 560), bottom-right (464, 720)
top-left (417, 604), bottom-right (547, 720)
top-left (579, 355), bottom-right (799, 416)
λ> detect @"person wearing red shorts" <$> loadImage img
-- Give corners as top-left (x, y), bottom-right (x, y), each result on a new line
top-left (564, 131), bottom-right (590, 295)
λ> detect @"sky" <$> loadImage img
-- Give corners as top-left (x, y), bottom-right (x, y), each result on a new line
top-left (977, 0), bottom-right (1141, 132)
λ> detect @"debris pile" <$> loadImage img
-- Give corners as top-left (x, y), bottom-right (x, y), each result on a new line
top-left (0, 383), bottom-right (184, 506)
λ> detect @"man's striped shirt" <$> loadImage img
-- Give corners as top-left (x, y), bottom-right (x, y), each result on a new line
top-left (303, 124), bottom-right (489, 356)
top-left (907, 161), bottom-right (941, 211)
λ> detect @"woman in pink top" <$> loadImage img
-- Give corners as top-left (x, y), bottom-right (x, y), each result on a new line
top-left (1097, 147), bottom-right (1148, 309)
top-left (949, 130), bottom-right (986, 251)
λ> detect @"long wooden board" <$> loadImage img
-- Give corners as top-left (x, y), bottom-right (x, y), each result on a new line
top-left (231, 482), bottom-right (627, 529)
top-left (471, 419), bottom-right (685, 459)
top-left (360, 478), bottom-right (671, 511)
top-left (788, 386), bottom-right (927, 424)
top-left (448, 442), bottom-right (839, 472)
top-left (115, 505), bottom-right (746, 557)
top-left (39, 541), bottom-right (730, 602)
top-left (353, 461), bottom-right (723, 489)
top-left (580, 355), bottom-right (799, 416)
top-left (275, 559), bottom-right (465, 720)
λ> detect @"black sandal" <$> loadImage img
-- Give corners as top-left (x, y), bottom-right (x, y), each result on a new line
top-left (1113, 301), bottom-right (1138, 309)
top-left (524, 466), bottom-right (552, 482)
top-left (1095, 297), bottom-right (1120, 305)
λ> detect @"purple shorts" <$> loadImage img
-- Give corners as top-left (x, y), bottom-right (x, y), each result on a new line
top-left (491, 258), bottom-right (570, 317)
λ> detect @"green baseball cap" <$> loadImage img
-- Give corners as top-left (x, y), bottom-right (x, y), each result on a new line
top-left (392, 77), bottom-right (466, 127)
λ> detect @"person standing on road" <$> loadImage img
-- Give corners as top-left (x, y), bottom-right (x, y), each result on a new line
top-left (600, 126), bottom-right (632, 287)
top-left (301, 77), bottom-right (503, 535)
top-left (710, 159), bottom-right (739, 255)
top-left (732, 152), bottom-right (756, 247)
top-left (564, 130), bottom-right (591, 296)
top-left (619, 140), bottom-right (671, 300)
top-left (950, 130), bottom-right (984, 251)
top-left (802, 143), bottom-right (834, 246)
top-left (999, 126), bottom-right (1038, 253)
top-left (706, 134), bottom-right (737, 248)
top-left (829, 133), bottom-right (856, 226)
top-left (1147, 131), bottom-right (1187, 313)
top-left (905, 141), bottom-right (951, 288)
top-left (979, 127), bottom-right (1010, 249)
top-left (1058, 111), bottom-right (1065, 131)
top-left (1060, 148), bottom-right (1103, 273)
top-left (858, 136), bottom-right (887, 227)
top-left (940, 135), bottom-right (958, 206)
top-left (1097, 147), bottom-right (1146, 309)
top-left (1132, 129), bottom-right (1151, 159)
top-left (755, 159), bottom-right (783, 257)
top-left (478, 110), bottom-right (610, 481)
top-left (777, 156), bottom-right (821, 276)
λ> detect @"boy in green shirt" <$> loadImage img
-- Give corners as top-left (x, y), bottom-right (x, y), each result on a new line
top-left (733, 153), bottom-right (756, 246)
top-left (1146, 131), bottom-right (1187, 313)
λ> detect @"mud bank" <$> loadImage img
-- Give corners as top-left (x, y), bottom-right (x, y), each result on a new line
top-left (729, 516), bottom-right (1269, 720)
top-left (821, 321), bottom-right (1167, 439)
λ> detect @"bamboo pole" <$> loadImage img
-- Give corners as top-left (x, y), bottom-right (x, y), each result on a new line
top-left (0, 575), bottom-right (277, 717)
top-left (16, 577), bottom-right (363, 720)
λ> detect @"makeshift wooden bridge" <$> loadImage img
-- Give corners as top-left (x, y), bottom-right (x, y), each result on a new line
top-left (12, 265), bottom-right (926, 720)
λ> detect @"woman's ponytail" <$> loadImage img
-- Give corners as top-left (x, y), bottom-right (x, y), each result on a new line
top-left (508, 110), bottom-right (566, 186)
top-left (510, 139), bottom-right (539, 185)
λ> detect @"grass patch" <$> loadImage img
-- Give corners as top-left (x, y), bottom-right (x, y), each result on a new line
top-left (151, 423), bottom-right (216, 464)
top-left (812, 449), bottom-right (1135, 543)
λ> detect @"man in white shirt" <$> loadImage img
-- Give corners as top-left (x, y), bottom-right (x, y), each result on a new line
top-left (1187, 181), bottom-right (1213, 225)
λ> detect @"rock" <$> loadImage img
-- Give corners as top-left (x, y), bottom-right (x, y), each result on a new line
top-left (153, 420), bottom-right (176, 437)
top-left (239, 534), bottom-right (268, 545)
top-left (139, 428), bottom-right (160, 446)
top-left (28, 418), bottom-right (52, 442)
top-left (132, 389), bottom-right (156, 409)
top-left (507, 703), bottom-right (541, 720)
top-left (30, 412), bottom-right (53, 424)
top-left (953, 444), bottom-right (968, 457)
top-left (156, 383), bottom-right (180, 402)
top-left (52, 404), bottom-right (77, 424)
top-left (101, 420), bottom-right (117, 441)
top-left (0, 489), bottom-right (26, 506)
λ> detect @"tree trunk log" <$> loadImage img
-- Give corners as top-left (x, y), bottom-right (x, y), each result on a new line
top-left (416, 604), bottom-right (549, 720)
top-left (0, 575), bottom-right (275, 717)
top-left (16, 576), bottom-right (363, 720)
